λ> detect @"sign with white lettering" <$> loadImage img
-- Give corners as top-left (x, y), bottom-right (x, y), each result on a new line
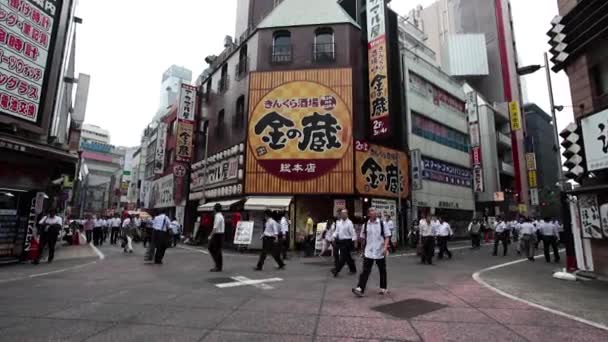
top-left (581, 108), bottom-right (608, 171)
top-left (154, 122), bottom-right (167, 174)
top-left (233, 221), bottom-right (254, 245)
top-left (177, 83), bottom-right (196, 122)
top-left (422, 156), bottom-right (472, 188)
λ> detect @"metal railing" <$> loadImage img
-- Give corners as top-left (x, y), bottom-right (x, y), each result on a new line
top-left (235, 58), bottom-right (248, 80)
top-left (313, 43), bottom-right (336, 63)
top-left (271, 44), bottom-right (292, 64)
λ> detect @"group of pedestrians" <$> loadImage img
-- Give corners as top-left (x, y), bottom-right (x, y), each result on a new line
top-left (418, 215), bottom-right (453, 265)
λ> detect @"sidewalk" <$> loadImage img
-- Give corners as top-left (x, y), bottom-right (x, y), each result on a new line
top-left (477, 252), bottom-right (608, 329)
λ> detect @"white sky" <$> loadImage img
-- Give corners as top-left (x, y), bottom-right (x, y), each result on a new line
top-left (76, 0), bottom-right (572, 147)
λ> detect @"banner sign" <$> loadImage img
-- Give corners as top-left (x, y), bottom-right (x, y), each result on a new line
top-left (148, 173), bottom-right (174, 209)
top-left (581, 108), bottom-right (608, 171)
top-left (367, 0), bottom-right (390, 138)
top-left (530, 188), bottom-right (539, 206)
top-left (579, 194), bottom-right (603, 239)
top-left (509, 101), bottom-right (522, 131)
top-left (466, 92), bottom-right (479, 123)
top-left (176, 121), bottom-right (194, 162)
top-left (0, 0), bottom-right (64, 123)
top-left (467, 90), bottom-right (483, 192)
top-left (527, 170), bottom-right (538, 188)
top-left (355, 140), bottom-right (408, 198)
top-left (248, 80), bottom-right (351, 181)
top-left (600, 203), bottom-right (608, 238)
top-left (154, 122), bottom-right (167, 174)
top-left (233, 221), bottom-right (254, 245)
top-left (411, 149), bottom-right (422, 191)
top-left (422, 156), bottom-right (472, 188)
top-left (525, 153), bottom-right (537, 171)
top-left (177, 83), bottom-right (197, 121)
top-left (409, 73), bottom-right (465, 114)
top-left (469, 123), bottom-right (480, 147)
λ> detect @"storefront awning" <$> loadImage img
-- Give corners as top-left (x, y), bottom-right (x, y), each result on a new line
top-left (244, 196), bottom-right (293, 211)
top-left (197, 198), bottom-right (244, 212)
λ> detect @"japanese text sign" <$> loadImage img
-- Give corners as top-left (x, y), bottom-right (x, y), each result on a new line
top-left (578, 194), bottom-right (603, 239)
top-left (367, 0), bottom-right (389, 138)
top-left (178, 83), bottom-right (197, 122)
top-left (525, 153), bottom-right (537, 171)
top-left (154, 122), bottom-right (167, 175)
top-left (355, 140), bottom-right (408, 198)
top-left (581, 108), bottom-right (608, 171)
top-left (148, 174), bottom-right (174, 209)
top-left (422, 156), bottom-right (473, 188)
top-left (0, 0), bottom-right (63, 123)
top-left (176, 121), bottom-right (193, 162)
top-left (248, 80), bottom-right (351, 181)
top-left (527, 170), bottom-right (538, 188)
top-left (509, 101), bottom-right (522, 131)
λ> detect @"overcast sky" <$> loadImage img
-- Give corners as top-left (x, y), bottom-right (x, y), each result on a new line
top-left (76, 0), bottom-right (572, 147)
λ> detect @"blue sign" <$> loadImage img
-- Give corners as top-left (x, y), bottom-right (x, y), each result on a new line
top-left (422, 157), bottom-right (472, 188)
top-left (80, 140), bottom-right (112, 154)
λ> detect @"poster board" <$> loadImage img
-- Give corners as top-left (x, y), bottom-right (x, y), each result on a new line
top-left (315, 222), bottom-right (327, 252)
top-left (233, 221), bottom-right (254, 245)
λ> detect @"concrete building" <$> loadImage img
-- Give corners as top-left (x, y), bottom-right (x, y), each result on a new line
top-left (156, 65), bottom-right (192, 121)
top-left (81, 124), bottom-right (110, 144)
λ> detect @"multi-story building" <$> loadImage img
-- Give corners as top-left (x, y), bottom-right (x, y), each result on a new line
top-left (155, 65), bottom-right (192, 121)
top-left (0, 1), bottom-right (88, 261)
top-left (81, 124), bottom-right (110, 144)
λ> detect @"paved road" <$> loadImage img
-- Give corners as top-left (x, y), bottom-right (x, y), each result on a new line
top-left (0, 240), bottom-right (607, 342)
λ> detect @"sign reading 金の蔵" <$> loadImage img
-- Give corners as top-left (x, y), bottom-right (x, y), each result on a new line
top-left (0, 0), bottom-right (64, 123)
top-left (355, 140), bottom-right (408, 198)
top-left (176, 121), bottom-right (194, 162)
top-left (367, 0), bottom-right (390, 138)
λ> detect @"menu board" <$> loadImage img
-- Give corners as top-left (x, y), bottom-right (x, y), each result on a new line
top-left (0, 209), bottom-right (18, 257)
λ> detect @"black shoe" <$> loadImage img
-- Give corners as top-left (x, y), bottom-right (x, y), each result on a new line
top-left (277, 265), bottom-right (286, 270)
top-left (253, 267), bottom-right (262, 271)
top-left (154, 261), bottom-right (163, 265)
top-left (209, 268), bottom-right (221, 272)
top-left (32, 260), bottom-right (39, 265)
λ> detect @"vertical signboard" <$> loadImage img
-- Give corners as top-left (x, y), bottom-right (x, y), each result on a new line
top-left (467, 92), bottom-right (483, 192)
top-left (367, 0), bottom-right (390, 138)
top-left (509, 101), bottom-right (522, 131)
top-left (581, 108), bottom-right (608, 171)
top-left (0, 0), bottom-right (64, 123)
top-left (154, 122), bottom-right (167, 174)
top-left (177, 83), bottom-right (197, 122)
top-left (411, 149), bottom-right (422, 191)
top-left (175, 121), bottom-right (194, 162)
top-left (578, 194), bottom-right (603, 239)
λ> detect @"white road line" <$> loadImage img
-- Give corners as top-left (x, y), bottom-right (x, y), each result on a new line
top-left (177, 245), bottom-right (209, 255)
top-left (80, 232), bottom-right (105, 260)
top-left (0, 260), bottom-right (98, 284)
top-left (216, 276), bottom-right (283, 289)
top-left (391, 242), bottom-right (493, 258)
top-left (473, 249), bottom-right (608, 332)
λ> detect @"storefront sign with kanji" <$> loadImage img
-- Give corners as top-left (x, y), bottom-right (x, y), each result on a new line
top-left (509, 101), bottom-right (522, 131)
top-left (367, 0), bottom-right (390, 138)
top-left (248, 80), bottom-right (351, 181)
top-left (176, 121), bottom-right (194, 162)
top-left (178, 83), bottom-right (197, 122)
top-left (355, 140), bottom-right (408, 198)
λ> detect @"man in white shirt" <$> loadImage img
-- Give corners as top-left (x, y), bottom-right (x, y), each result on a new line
top-left (331, 209), bottom-right (357, 277)
top-left (170, 217), bottom-right (181, 247)
top-left (352, 207), bottom-right (391, 297)
top-left (208, 204), bottom-right (225, 272)
top-left (540, 218), bottom-right (560, 263)
top-left (493, 218), bottom-right (509, 257)
top-left (519, 218), bottom-right (537, 261)
top-left (384, 212), bottom-right (396, 253)
top-left (34, 209), bottom-right (63, 264)
top-left (145, 211), bottom-right (171, 264)
top-left (110, 214), bottom-right (122, 245)
top-left (279, 212), bottom-right (290, 260)
top-left (93, 216), bottom-right (103, 246)
top-left (255, 210), bottom-right (285, 271)
top-left (437, 218), bottom-right (453, 260)
top-left (121, 215), bottom-right (135, 253)
top-left (102, 217), bottom-right (109, 243)
top-left (419, 215), bottom-right (435, 265)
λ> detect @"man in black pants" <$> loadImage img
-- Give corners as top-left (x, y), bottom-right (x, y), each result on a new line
top-left (34, 209), bottom-right (62, 264)
top-left (331, 209), bottom-right (357, 277)
top-left (93, 216), bottom-right (103, 246)
top-left (208, 204), bottom-right (224, 272)
top-left (539, 218), bottom-right (561, 263)
top-left (419, 215), bottom-right (435, 265)
top-left (493, 218), bottom-right (509, 256)
top-left (145, 211), bottom-right (170, 264)
top-left (255, 210), bottom-right (285, 271)
top-left (352, 208), bottom-right (391, 297)
top-left (110, 214), bottom-right (121, 245)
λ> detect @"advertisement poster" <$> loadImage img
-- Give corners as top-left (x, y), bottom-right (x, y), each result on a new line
top-left (581, 108), bottom-right (608, 171)
top-left (315, 222), bottom-right (327, 251)
top-left (0, 0), bottom-right (64, 123)
top-left (233, 221), bottom-right (254, 245)
top-left (579, 194), bottom-right (603, 239)
top-left (333, 199), bottom-right (346, 215)
top-left (355, 140), bottom-right (408, 198)
top-left (422, 156), bottom-right (472, 188)
top-left (411, 149), bottom-right (422, 191)
top-left (148, 174), bottom-right (174, 209)
top-left (154, 122), bottom-right (167, 174)
top-left (248, 80), bottom-right (351, 181)
top-left (367, 0), bottom-right (390, 138)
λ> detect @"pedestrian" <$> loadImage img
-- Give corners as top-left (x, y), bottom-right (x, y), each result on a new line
top-left (208, 204), bottom-right (224, 272)
top-left (255, 210), bottom-right (285, 271)
top-left (121, 215), bottom-right (135, 253)
top-left (468, 219), bottom-right (481, 249)
top-left (304, 216), bottom-right (315, 257)
top-left (33, 209), bottom-right (62, 264)
top-left (419, 215), bottom-right (435, 265)
top-left (110, 214), bottom-right (121, 245)
top-left (133, 214), bottom-right (142, 241)
top-left (102, 216), bottom-right (110, 243)
top-left (170, 217), bottom-right (181, 247)
top-left (519, 217), bottom-right (537, 262)
top-left (279, 211), bottom-right (290, 260)
top-left (437, 218), bottom-right (453, 259)
top-left (352, 207), bottom-right (391, 297)
top-left (325, 213), bottom-right (339, 270)
top-left (540, 217), bottom-right (560, 263)
top-left (142, 217), bottom-right (152, 248)
top-left (145, 211), bottom-right (171, 264)
top-left (93, 215), bottom-right (103, 246)
top-left (493, 217), bottom-right (509, 256)
top-left (409, 219), bottom-right (419, 248)
top-left (331, 209), bottom-right (357, 277)
top-left (84, 215), bottom-right (94, 243)
top-left (384, 212), bottom-right (396, 253)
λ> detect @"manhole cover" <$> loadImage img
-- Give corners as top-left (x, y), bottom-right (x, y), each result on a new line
top-left (373, 299), bottom-right (446, 319)
top-left (206, 277), bottom-right (234, 284)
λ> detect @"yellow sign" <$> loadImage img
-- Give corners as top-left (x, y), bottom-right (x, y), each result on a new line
top-left (518, 204), bottom-right (528, 214)
top-left (525, 153), bottom-right (537, 171)
top-left (528, 170), bottom-right (538, 188)
top-left (509, 101), bottom-right (522, 131)
top-left (368, 39), bottom-right (390, 137)
top-left (176, 121), bottom-right (194, 162)
top-left (248, 80), bottom-right (351, 181)
top-left (355, 141), bottom-right (408, 198)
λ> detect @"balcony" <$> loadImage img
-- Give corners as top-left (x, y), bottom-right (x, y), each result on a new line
top-left (497, 131), bottom-right (512, 149)
top-left (271, 44), bottom-right (292, 64)
top-left (235, 58), bottom-right (248, 80)
top-left (500, 161), bottom-right (515, 176)
top-left (313, 43), bottom-right (336, 63)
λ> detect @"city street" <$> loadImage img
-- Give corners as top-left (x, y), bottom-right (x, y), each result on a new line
top-left (1, 241), bottom-right (607, 342)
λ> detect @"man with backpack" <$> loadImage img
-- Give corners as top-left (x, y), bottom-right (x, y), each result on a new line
top-left (352, 207), bottom-right (391, 297)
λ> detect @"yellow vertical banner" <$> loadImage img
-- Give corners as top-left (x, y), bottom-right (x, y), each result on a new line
top-left (509, 101), bottom-right (522, 131)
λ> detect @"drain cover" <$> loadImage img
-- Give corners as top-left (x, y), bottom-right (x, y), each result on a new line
top-left (373, 299), bottom-right (446, 319)
top-left (206, 277), bottom-right (234, 284)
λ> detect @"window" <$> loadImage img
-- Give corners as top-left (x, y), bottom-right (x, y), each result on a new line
top-left (233, 96), bottom-right (245, 129)
top-left (313, 27), bottom-right (335, 62)
top-left (219, 64), bottom-right (229, 92)
top-left (412, 113), bottom-right (470, 153)
top-left (592, 60), bottom-right (608, 97)
top-left (205, 77), bottom-right (212, 102)
top-left (236, 45), bottom-right (248, 79)
top-left (272, 31), bottom-right (292, 63)
top-left (216, 109), bottom-right (225, 134)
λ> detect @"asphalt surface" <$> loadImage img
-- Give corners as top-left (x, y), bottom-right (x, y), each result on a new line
top-left (0, 240), bottom-right (607, 342)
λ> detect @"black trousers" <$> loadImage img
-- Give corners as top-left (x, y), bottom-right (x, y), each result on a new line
top-left (542, 235), bottom-right (560, 262)
top-left (93, 227), bottom-right (103, 246)
top-left (421, 236), bottom-right (435, 264)
top-left (143, 227), bottom-right (152, 247)
top-left (437, 236), bottom-right (452, 259)
top-left (257, 236), bottom-right (284, 269)
top-left (85, 230), bottom-right (92, 243)
top-left (471, 233), bottom-right (481, 248)
top-left (334, 239), bottom-right (356, 273)
top-left (110, 227), bottom-right (120, 244)
top-left (145, 230), bottom-right (169, 263)
top-left (331, 241), bottom-right (340, 269)
top-left (357, 257), bottom-right (387, 292)
top-left (36, 227), bottom-right (59, 262)
top-left (103, 227), bottom-right (109, 241)
top-left (493, 232), bottom-right (509, 256)
top-left (208, 233), bottom-right (224, 270)
top-left (279, 233), bottom-right (289, 259)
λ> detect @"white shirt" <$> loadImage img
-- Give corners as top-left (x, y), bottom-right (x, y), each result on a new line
top-left (122, 218), bottom-right (131, 228)
top-left (94, 219), bottom-right (103, 228)
top-left (170, 220), bottom-right (181, 234)
top-left (495, 221), bottom-right (507, 233)
top-left (325, 223), bottom-right (336, 242)
top-left (437, 222), bottom-right (453, 237)
top-left (385, 219), bottom-right (395, 233)
top-left (539, 221), bottom-right (559, 237)
top-left (431, 220), bottom-right (442, 236)
top-left (213, 213), bottom-right (225, 234)
top-left (333, 218), bottom-right (356, 241)
top-left (152, 214), bottom-right (170, 231)
top-left (39, 216), bottom-right (63, 226)
top-left (520, 222), bottom-right (535, 235)
top-left (280, 217), bottom-right (289, 234)
top-left (110, 217), bottom-right (121, 228)
top-left (133, 217), bottom-right (141, 227)
top-left (361, 218), bottom-right (391, 259)
top-left (262, 218), bottom-right (279, 237)
top-left (419, 219), bottom-right (434, 237)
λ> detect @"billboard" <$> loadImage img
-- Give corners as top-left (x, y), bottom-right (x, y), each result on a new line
top-left (0, 0), bottom-right (64, 123)
top-left (246, 69), bottom-right (354, 195)
top-left (422, 156), bottom-right (472, 188)
top-left (367, 0), bottom-right (390, 138)
top-left (581, 108), bottom-right (608, 171)
top-left (148, 173), bottom-right (174, 209)
top-left (175, 121), bottom-right (193, 162)
top-left (154, 122), bottom-right (167, 174)
top-left (355, 140), bottom-right (408, 198)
